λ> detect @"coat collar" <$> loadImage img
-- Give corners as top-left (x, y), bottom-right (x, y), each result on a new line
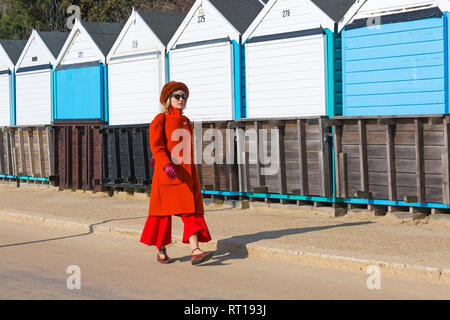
top-left (167, 106), bottom-right (183, 117)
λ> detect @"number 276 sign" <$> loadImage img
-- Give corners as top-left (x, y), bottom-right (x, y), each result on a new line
top-left (282, 9), bottom-right (291, 18)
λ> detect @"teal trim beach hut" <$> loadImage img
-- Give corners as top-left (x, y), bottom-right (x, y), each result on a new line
top-left (54, 20), bottom-right (123, 123)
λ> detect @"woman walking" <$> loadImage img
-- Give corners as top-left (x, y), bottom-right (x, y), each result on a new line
top-left (140, 81), bottom-right (213, 265)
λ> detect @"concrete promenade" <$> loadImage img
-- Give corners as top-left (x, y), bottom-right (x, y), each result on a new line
top-left (1, 182), bottom-right (450, 286)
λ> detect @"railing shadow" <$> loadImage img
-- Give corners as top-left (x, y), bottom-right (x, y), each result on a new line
top-left (0, 216), bottom-right (147, 248)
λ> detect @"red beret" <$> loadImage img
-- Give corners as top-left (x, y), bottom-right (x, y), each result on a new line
top-left (159, 81), bottom-right (189, 104)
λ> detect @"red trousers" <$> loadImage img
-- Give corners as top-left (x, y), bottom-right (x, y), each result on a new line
top-left (140, 215), bottom-right (212, 250)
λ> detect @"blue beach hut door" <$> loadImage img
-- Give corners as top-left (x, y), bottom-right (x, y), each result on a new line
top-left (55, 64), bottom-right (105, 120)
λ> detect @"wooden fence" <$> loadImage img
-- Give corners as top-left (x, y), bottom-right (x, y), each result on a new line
top-left (329, 115), bottom-right (450, 206)
top-left (0, 126), bottom-right (53, 180)
top-left (233, 117), bottom-right (333, 198)
top-left (100, 124), bottom-right (154, 191)
top-left (193, 120), bottom-right (239, 193)
top-left (99, 121), bottom-right (240, 194)
top-left (52, 120), bottom-right (104, 192)
top-left (1, 114), bottom-right (449, 212)
top-left (0, 127), bottom-right (12, 176)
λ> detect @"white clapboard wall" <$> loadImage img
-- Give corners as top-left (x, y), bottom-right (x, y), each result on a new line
top-left (175, 3), bottom-right (229, 46)
top-left (14, 31), bottom-right (58, 126)
top-left (243, 0), bottom-right (333, 118)
top-left (167, 0), bottom-right (245, 121)
top-left (107, 10), bottom-right (170, 125)
top-left (0, 73), bottom-right (10, 126)
top-left (59, 28), bottom-right (103, 66)
top-left (248, 0), bottom-right (331, 38)
top-left (16, 33), bottom-right (53, 69)
top-left (170, 42), bottom-right (234, 121)
top-left (108, 54), bottom-right (162, 125)
top-left (15, 69), bottom-right (52, 126)
top-left (245, 35), bottom-right (326, 118)
top-left (0, 40), bottom-right (28, 126)
top-left (0, 44), bottom-right (12, 126)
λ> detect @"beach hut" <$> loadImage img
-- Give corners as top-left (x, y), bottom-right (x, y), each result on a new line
top-left (54, 20), bottom-right (124, 123)
top-left (338, 0), bottom-right (450, 116)
top-left (52, 20), bottom-right (123, 192)
top-left (167, 0), bottom-right (267, 121)
top-left (14, 31), bottom-right (68, 126)
top-left (0, 39), bottom-right (27, 126)
top-left (242, 0), bottom-right (356, 119)
top-left (106, 10), bottom-right (186, 126)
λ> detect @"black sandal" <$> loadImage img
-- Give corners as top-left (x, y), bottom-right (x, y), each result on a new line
top-left (157, 248), bottom-right (172, 264)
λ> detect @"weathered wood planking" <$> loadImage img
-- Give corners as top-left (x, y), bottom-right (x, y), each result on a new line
top-left (0, 128), bottom-right (7, 174)
top-left (194, 120), bottom-right (239, 192)
top-left (132, 126), bottom-right (152, 186)
top-left (331, 115), bottom-right (450, 204)
top-left (25, 129), bottom-right (34, 176)
top-left (100, 124), bottom-right (159, 191)
top-left (415, 119), bottom-right (425, 203)
top-left (298, 119), bottom-right (309, 195)
top-left (319, 118), bottom-right (333, 197)
top-left (1, 127), bottom-right (53, 179)
top-left (234, 117), bottom-right (332, 198)
top-left (53, 121), bottom-right (104, 191)
top-left (443, 116), bottom-right (450, 204)
top-left (17, 129), bottom-right (25, 175)
top-left (358, 120), bottom-right (369, 195)
top-left (386, 123), bottom-right (397, 201)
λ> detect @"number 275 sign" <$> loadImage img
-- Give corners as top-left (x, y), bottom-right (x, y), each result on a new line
top-left (198, 15), bottom-right (206, 23)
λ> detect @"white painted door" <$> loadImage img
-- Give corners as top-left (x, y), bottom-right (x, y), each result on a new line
top-left (108, 54), bottom-right (161, 125)
top-left (15, 69), bottom-right (52, 126)
top-left (0, 73), bottom-right (10, 126)
top-left (169, 42), bottom-right (234, 121)
top-left (245, 34), bottom-right (326, 118)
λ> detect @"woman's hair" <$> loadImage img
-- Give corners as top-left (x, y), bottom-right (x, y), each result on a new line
top-left (161, 90), bottom-right (187, 113)
top-left (162, 97), bottom-right (171, 113)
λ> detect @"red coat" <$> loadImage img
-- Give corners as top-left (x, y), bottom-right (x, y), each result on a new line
top-left (148, 107), bottom-right (204, 216)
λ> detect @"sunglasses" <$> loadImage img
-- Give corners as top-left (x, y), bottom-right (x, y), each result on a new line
top-left (171, 93), bottom-right (187, 100)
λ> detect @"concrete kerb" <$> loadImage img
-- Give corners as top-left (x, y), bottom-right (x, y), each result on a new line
top-left (430, 213), bottom-right (450, 222)
top-left (1, 210), bottom-right (450, 285)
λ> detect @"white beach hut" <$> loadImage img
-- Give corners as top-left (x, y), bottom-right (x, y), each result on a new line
top-left (107, 10), bottom-right (186, 125)
top-left (242, 0), bottom-right (356, 119)
top-left (54, 20), bottom-right (123, 122)
top-left (0, 39), bottom-right (27, 126)
top-left (14, 31), bottom-right (68, 126)
top-left (167, 0), bottom-right (267, 121)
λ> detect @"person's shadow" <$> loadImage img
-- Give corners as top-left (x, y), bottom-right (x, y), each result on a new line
top-left (181, 221), bottom-right (375, 266)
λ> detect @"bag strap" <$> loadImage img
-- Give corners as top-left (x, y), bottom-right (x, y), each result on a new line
top-left (162, 113), bottom-right (166, 146)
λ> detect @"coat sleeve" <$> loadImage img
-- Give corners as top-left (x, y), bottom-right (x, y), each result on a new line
top-left (150, 114), bottom-right (172, 169)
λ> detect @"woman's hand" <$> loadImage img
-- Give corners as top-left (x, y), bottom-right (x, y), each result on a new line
top-left (164, 164), bottom-right (177, 180)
